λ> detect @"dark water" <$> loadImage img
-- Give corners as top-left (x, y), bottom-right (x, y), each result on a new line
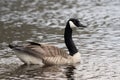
top-left (0, 0), bottom-right (120, 79)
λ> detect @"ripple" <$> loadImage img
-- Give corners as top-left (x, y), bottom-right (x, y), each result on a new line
top-left (0, 0), bottom-right (120, 79)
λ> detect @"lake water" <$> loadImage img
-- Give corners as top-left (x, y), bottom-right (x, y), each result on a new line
top-left (0, 0), bottom-right (120, 80)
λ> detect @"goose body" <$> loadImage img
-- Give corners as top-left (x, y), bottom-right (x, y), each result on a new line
top-left (9, 18), bottom-right (86, 65)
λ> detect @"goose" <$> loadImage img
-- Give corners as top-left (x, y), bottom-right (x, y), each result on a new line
top-left (8, 18), bottom-right (86, 65)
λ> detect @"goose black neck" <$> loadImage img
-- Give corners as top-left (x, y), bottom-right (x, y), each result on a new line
top-left (64, 22), bottom-right (78, 56)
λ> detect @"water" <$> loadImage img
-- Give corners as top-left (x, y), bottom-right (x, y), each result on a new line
top-left (0, 0), bottom-right (120, 79)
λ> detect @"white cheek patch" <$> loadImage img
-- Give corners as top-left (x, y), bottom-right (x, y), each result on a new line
top-left (69, 21), bottom-right (77, 28)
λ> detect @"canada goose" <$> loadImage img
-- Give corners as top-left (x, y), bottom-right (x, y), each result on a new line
top-left (9, 18), bottom-right (86, 65)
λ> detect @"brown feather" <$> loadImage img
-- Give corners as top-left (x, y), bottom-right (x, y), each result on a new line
top-left (21, 42), bottom-right (70, 60)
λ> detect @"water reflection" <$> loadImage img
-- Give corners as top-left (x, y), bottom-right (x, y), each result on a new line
top-left (0, 0), bottom-right (120, 79)
top-left (0, 64), bottom-right (76, 80)
top-left (65, 65), bottom-right (75, 80)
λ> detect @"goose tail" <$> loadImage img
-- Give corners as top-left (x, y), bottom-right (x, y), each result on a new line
top-left (8, 43), bottom-right (24, 51)
top-left (8, 44), bottom-right (15, 49)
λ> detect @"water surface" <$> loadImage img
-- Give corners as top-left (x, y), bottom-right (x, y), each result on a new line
top-left (0, 0), bottom-right (120, 80)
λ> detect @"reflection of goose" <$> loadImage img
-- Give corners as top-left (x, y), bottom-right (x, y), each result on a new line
top-left (9, 18), bottom-right (86, 65)
top-left (7, 64), bottom-right (60, 78)
top-left (65, 65), bottom-right (75, 80)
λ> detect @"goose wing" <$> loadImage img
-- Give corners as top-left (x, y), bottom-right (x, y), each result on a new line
top-left (12, 42), bottom-right (69, 59)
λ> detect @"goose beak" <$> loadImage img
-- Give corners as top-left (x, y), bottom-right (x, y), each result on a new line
top-left (78, 23), bottom-right (87, 29)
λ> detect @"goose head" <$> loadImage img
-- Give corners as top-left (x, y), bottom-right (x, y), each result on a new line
top-left (68, 18), bottom-right (86, 28)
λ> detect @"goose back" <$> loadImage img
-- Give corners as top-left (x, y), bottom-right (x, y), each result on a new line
top-left (26, 42), bottom-right (69, 58)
